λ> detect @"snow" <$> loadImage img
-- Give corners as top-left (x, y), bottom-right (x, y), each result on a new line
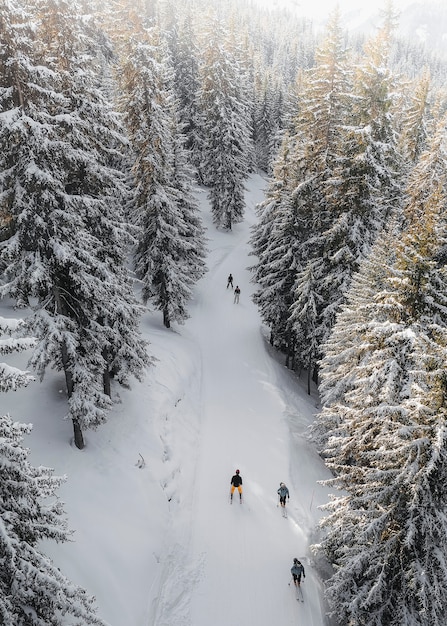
top-left (1, 172), bottom-right (333, 626)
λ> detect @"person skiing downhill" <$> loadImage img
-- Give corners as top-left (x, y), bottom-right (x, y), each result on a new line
top-left (233, 286), bottom-right (240, 304)
top-left (230, 469), bottom-right (243, 502)
top-left (291, 558), bottom-right (305, 587)
top-left (227, 274), bottom-right (233, 289)
top-left (277, 482), bottom-right (289, 508)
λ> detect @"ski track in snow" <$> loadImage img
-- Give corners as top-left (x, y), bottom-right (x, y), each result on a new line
top-left (148, 177), bottom-right (330, 626)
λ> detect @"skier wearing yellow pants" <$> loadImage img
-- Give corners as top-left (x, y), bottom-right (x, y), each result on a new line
top-left (230, 469), bottom-right (243, 502)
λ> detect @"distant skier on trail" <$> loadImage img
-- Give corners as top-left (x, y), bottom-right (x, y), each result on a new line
top-left (227, 274), bottom-right (233, 289)
top-left (230, 469), bottom-right (243, 502)
top-left (277, 482), bottom-right (289, 509)
top-left (291, 558), bottom-right (305, 587)
top-left (233, 286), bottom-right (240, 304)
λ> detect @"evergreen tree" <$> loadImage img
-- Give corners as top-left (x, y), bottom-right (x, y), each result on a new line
top-left (197, 13), bottom-right (252, 229)
top-left (253, 70), bottom-right (284, 173)
top-left (315, 117), bottom-right (447, 626)
top-left (0, 0), bottom-right (150, 449)
top-left (252, 10), bottom-right (352, 374)
top-left (250, 134), bottom-right (303, 362)
top-left (162, 3), bottom-right (202, 154)
top-left (289, 10), bottom-right (402, 383)
top-left (288, 261), bottom-right (323, 394)
top-left (117, 22), bottom-right (206, 328)
top-left (0, 315), bottom-right (106, 625)
top-left (0, 414), bottom-right (108, 626)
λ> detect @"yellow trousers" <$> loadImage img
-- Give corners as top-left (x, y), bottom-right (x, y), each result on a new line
top-left (231, 485), bottom-right (242, 495)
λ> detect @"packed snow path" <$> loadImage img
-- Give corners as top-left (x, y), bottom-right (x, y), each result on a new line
top-left (148, 174), bottom-right (330, 626)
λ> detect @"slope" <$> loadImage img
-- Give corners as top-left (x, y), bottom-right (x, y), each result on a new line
top-left (145, 174), bottom-right (332, 626)
top-left (0, 172), bottom-right (332, 626)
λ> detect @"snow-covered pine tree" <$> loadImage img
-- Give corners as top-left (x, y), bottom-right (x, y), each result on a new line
top-left (250, 134), bottom-right (304, 363)
top-left (0, 314), bottom-right (107, 625)
top-left (160, 1), bottom-right (202, 155)
top-left (314, 116), bottom-right (447, 626)
top-left (252, 70), bottom-right (284, 174)
top-left (289, 9), bottom-right (404, 384)
top-left (0, 415), bottom-right (109, 626)
top-left (313, 17), bottom-right (402, 339)
top-left (0, 0), bottom-right (150, 449)
top-left (197, 12), bottom-right (252, 229)
top-left (117, 20), bottom-right (206, 328)
top-left (254, 9), bottom-right (351, 373)
top-left (288, 261), bottom-right (323, 394)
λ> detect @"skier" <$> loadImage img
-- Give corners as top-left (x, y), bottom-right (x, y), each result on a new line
top-left (230, 469), bottom-right (243, 502)
top-left (291, 558), bottom-right (305, 587)
top-left (227, 274), bottom-right (233, 289)
top-left (233, 286), bottom-right (240, 304)
top-left (277, 482), bottom-right (289, 509)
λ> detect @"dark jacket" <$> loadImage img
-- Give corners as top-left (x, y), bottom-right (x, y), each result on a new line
top-left (231, 474), bottom-right (242, 487)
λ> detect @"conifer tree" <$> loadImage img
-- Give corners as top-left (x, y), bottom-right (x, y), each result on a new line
top-left (315, 117), bottom-right (447, 626)
top-left (0, 414), bottom-right (108, 626)
top-left (250, 134), bottom-right (303, 361)
top-left (252, 10), bottom-right (351, 373)
top-left (0, 0), bottom-right (150, 449)
top-left (197, 13), bottom-right (252, 229)
top-left (161, 3), bottom-right (202, 155)
top-left (289, 10), bottom-right (403, 382)
top-left (0, 315), bottom-right (106, 625)
top-left (398, 70), bottom-right (431, 164)
top-left (253, 71), bottom-right (284, 173)
top-left (117, 21), bottom-right (206, 328)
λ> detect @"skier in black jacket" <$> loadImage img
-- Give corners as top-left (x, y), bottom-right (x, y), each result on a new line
top-left (230, 469), bottom-right (243, 501)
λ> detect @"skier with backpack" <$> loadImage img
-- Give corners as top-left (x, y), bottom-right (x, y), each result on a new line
top-left (291, 558), bottom-right (305, 587)
top-left (277, 482), bottom-right (289, 509)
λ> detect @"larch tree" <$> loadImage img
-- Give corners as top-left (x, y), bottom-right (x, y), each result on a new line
top-left (257, 8), bottom-right (351, 376)
top-left (117, 19), bottom-right (206, 328)
top-left (398, 70), bottom-right (431, 164)
top-left (314, 117), bottom-right (447, 626)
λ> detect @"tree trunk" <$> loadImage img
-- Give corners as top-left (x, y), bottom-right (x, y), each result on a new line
top-left (53, 285), bottom-right (85, 449)
top-left (103, 369), bottom-right (111, 397)
top-left (163, 309), bottom-right (171, 328)
top-left (307, 354), bottom-right (312, 396)
top-left (102, 347), bottom-right (111, 397)
top-left (62, 347), bottom-right (85, 450)
top-left (72, 419), bottom-right (85, 450)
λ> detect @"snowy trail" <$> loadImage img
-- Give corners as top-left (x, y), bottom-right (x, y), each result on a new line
top-left (0, 174), bottom-right (331, 626)
top-left (157, 177), bottom-right (330, 626)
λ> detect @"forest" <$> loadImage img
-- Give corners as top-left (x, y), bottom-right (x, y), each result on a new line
top-left (2, 0), bottom-right (447, 624)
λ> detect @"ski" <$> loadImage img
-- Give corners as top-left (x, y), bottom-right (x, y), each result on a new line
top-left (289, 582), bottom-right (304, 603)
top-left (229, 494), bottom-right (243, 504)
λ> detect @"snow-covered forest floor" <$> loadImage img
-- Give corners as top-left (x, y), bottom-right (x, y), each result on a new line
top-left (2, 172), bottom-right (333, 626)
